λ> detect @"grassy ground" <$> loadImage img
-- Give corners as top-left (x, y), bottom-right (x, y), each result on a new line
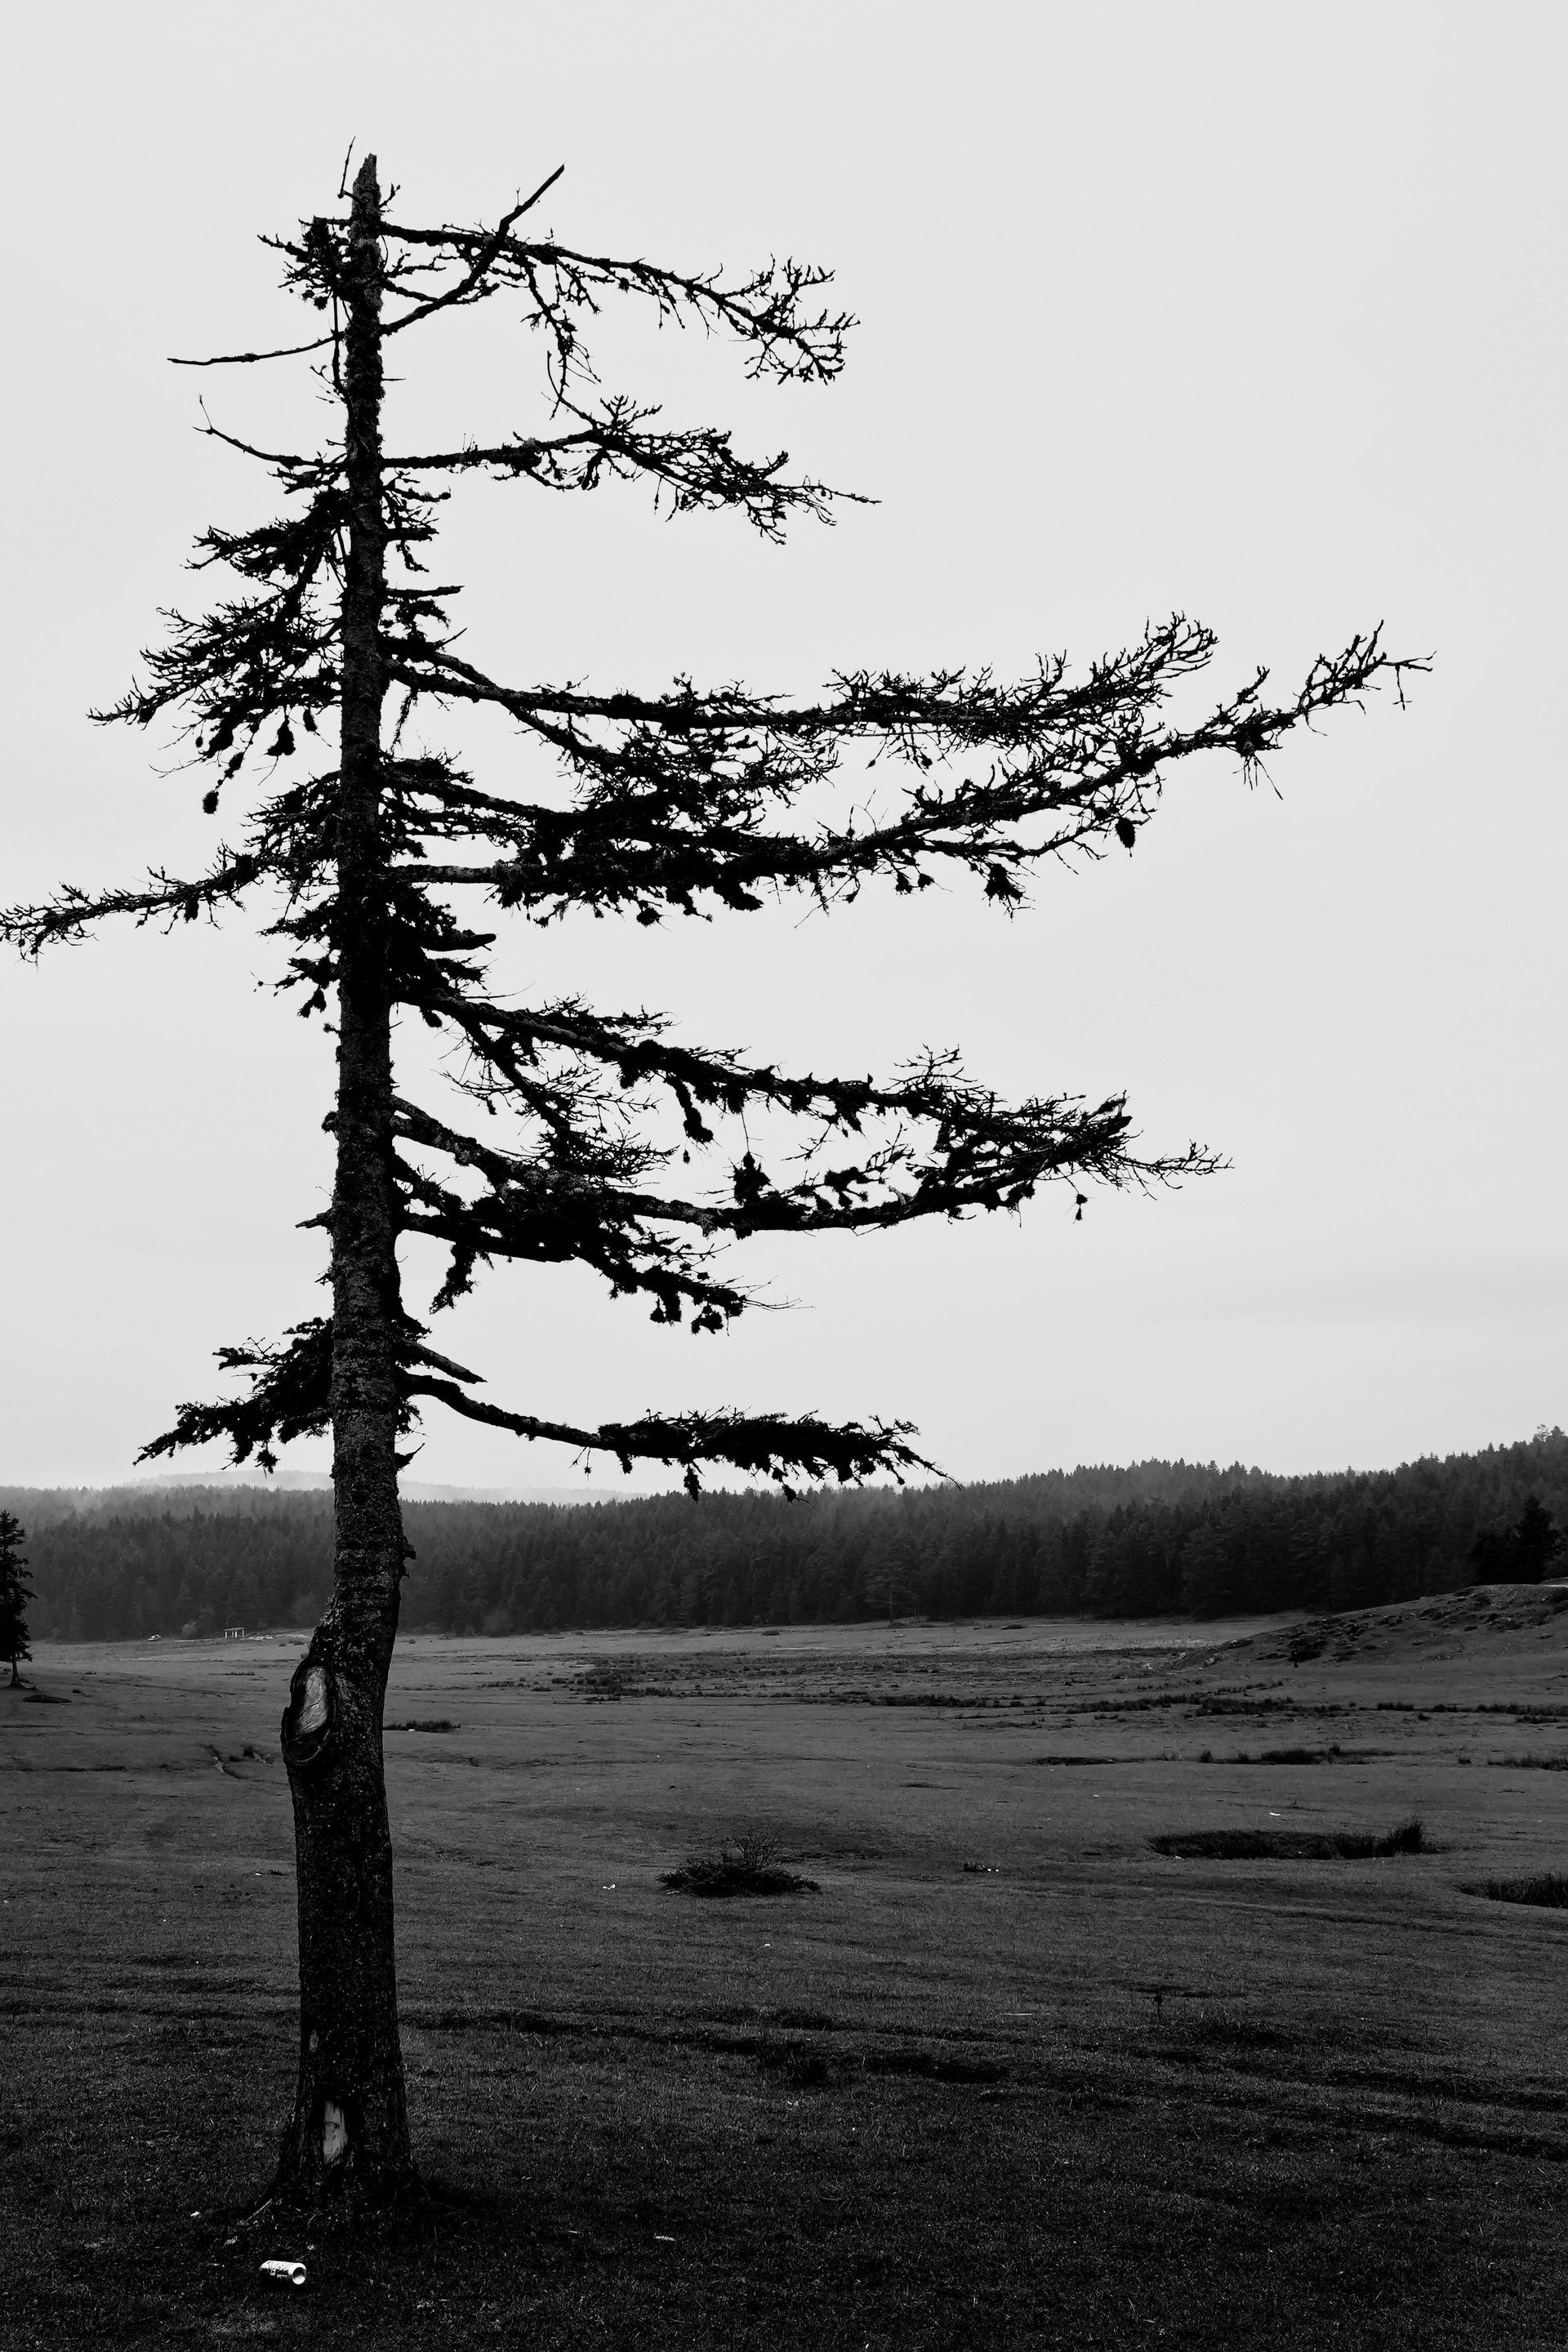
top-left (5, 1592), bottom-right (1568, 2347)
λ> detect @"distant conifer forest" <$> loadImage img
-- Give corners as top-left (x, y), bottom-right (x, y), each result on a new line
top-left (7, 1429), bottom-right (1566, 1643)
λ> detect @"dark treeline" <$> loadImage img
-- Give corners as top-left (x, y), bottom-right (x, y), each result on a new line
top-left (11, 1428), bottom-right (1567, 1643)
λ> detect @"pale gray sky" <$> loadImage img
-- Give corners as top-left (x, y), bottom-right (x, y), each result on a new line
top-left (2, 2), bottom-right (1563, 1490)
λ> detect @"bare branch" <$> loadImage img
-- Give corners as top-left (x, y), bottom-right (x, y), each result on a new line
top-left (382, 397), bottom-right (856, 537)
top-left (139, 1313), bottom-right (933, 1494)
top-left (377, 167), bottom-right (567, 336)
top-left (382, 626), bottom-right (1425, 915)
top-left (2, 851), bottom-right (267, 956)
top-left (171, 333), bottom-right (339, 369)
top-left (376, 216), bottom-right (853, 385)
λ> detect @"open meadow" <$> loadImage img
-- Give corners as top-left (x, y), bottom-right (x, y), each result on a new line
top-left (5, 1590), bottom-right (1568, 2348)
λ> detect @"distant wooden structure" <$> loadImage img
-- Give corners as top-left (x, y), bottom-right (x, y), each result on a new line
top-left (223, 1626), bottom-right (247, 1641)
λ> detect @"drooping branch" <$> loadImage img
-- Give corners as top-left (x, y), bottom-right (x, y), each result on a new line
top-left (390, 614), bottom-right (1414, 773)
top-left (371, 212), bottom-right (855, 387)
top-left (92, 492), bottom-right (345, 774)
top-left (136, 1316), bottom-right (488, 1471)
top-left (170, 332), bottom-right (341, 370)
top-left (401, 1376), bottom-right (933, 1494)
top-left (139, 1314), bottom-right (934, 1494)
top-left (137, 1321), bottom-right (340, 1472)
top-left (430, 996), bottom-right (1017, 1131)
top-left (384, 394), bottom-right (856, 539)
top-left (390, 1029), bottom-right (1214, 1309)
top-left (259, 176), bottom-right (852, 398)
top-left (385, 625), bottom-right (1425, 916)
top-left (2, 850), bottom-right (269, 955)
top-left (387, 611), bottom-right (1218, 746)
top-left (394, 1139), bottom-right (755, 1330)
top-left (358, 164), bottom-right (566, 336)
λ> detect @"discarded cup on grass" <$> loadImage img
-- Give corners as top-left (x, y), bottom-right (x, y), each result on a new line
top-left (261, 2260), bottom-right (307, 2288)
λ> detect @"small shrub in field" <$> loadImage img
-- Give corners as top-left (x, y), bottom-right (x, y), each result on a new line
top-left (1382, 1816), bottom-right (1425, 1855)
top-left (1482, 1873), bottom-right (1568, 1909)
top-left (662, 1831), bottom-right (818, 1898)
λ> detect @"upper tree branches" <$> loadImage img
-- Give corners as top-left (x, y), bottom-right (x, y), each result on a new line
top-left (2, 158), bottom-right (1422, 1490)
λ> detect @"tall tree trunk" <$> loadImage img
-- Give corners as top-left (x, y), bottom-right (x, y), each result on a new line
top-left (275, 155), bottom-right (416, 2204)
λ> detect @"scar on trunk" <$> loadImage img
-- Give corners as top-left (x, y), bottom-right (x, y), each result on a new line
top-left (321, 2099), bottom-right (349, 2164)
top-left (282, 1659), bottom-right (336, 1770)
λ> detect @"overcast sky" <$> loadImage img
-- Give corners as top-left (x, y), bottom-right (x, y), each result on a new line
top-left (2, 2), bottom-right (1563, 1493)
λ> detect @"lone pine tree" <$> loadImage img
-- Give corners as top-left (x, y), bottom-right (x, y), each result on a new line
top-left (0, 1512), bottom-right (33, 1687)
top-left (3, 155), bottom-right (1417, 2202)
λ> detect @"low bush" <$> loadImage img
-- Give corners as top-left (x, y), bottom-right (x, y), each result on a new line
top-left (1380, 1817), bottom-right (1427, 1854)
top-left (1481, 1872), bottom-right (1568, 1909)
top-left (662, 1831), bottom-right (818, 1899)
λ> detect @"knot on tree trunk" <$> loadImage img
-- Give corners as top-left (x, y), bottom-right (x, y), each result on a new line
top-left (282, 1658), bottom-right (337, 1772)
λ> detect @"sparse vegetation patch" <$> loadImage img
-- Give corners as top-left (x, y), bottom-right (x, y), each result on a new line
top-left (1481, 1873), bottom-right (1568, 1909)
top-left (662, 1832), bottom-right (817, 1898)
top-left (1152, 1819), bottom-right (1426, 1860)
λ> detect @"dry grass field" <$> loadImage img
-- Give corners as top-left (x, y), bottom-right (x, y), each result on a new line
top-left (5, 1588), bottom-right (1568, 2348)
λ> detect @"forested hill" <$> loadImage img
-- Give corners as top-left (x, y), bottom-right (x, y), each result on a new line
top-left (10, 1429), bottom-right (1566, 1642)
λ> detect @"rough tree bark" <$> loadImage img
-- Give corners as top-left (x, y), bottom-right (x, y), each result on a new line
top-left (275, 156), bottom-right (415, 2203)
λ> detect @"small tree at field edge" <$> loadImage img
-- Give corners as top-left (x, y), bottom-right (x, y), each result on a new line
top-left (0, 1512), bottom-right (34, 1687)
